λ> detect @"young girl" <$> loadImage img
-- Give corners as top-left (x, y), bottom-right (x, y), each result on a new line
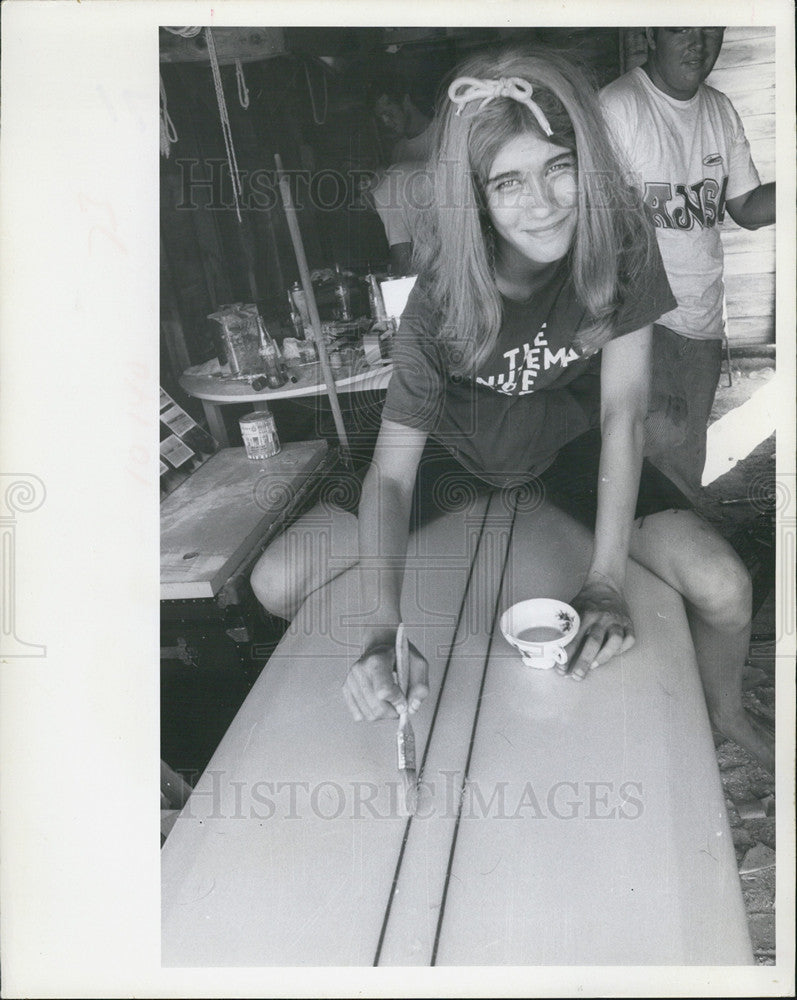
top-left (252, 48), bottom-right (774, 773)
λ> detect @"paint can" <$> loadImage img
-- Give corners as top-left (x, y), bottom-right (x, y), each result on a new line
top-left (239, 410), bottom-right (281, 460)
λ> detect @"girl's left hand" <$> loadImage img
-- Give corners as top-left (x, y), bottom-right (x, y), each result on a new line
top-left (560, 579), bottom-right (635, 681)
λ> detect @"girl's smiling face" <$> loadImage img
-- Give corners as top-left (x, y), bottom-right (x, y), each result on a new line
top-left (485, 132), bottom-right (578, 272)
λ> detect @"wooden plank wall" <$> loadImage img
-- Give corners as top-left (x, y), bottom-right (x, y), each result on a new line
top-left (620, 27), bottom-right (776, 346)
top-left (709, 27), bottom-right (776, 346)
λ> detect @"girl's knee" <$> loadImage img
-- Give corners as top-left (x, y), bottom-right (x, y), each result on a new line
top-left (250, 551), bottom-right (278, 613)
top-left (250, 507), bottom-right (360, 619)
top-left (684, 543), bottom-right (752, 625)
top-left (250, 545), bottom-right (293, 618)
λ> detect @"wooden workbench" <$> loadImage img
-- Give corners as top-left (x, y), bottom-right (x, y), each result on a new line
top-left (160, 441), bottom-right (329, 600)
top-left (161, 493), bottom-right (752, 966)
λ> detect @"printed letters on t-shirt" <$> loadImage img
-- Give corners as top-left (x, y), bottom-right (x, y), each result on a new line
top-left (644, 175), bottom-right (728, 231)
top-left (475, 323), bottom-right (581, 396)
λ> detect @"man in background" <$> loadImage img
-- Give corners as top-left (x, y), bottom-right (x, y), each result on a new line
top-left (364, 71), bottom-right (435, 276)
top-left (600, 26), bottom-right (775, 497)
top-left (367, 71), bottom-right (434, 163)
top-left (367, 161), bottom-right (432, 276)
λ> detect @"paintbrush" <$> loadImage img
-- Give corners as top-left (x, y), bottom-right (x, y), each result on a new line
top-left (394, 623), bottom-right (418, 816)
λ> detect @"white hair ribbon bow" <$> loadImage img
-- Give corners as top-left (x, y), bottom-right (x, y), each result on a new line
top-left (448, 76), bottom-right (553, 137)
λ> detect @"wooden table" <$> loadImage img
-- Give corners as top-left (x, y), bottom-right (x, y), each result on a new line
top-left (160, 441), bottom-right (330, 600)
top-left (179, 362), bottom-right (393, 447)
top-left (161, 493), bottom-right (752, 966)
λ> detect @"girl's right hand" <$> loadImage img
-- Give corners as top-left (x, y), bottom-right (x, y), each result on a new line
top-left (342, 638), bottom-right (429, 722)
top-left (562, 578), bottom-right (636, 681)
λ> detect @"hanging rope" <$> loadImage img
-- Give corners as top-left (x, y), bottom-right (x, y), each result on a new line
top-left (304, 59), bottom-right (328, 125)
top-left (160, 73), bottom-right (179, 157)
top-left (235, 58), bottom-right (250, 109)
top-left (205, 27), bottom-right (244, 223)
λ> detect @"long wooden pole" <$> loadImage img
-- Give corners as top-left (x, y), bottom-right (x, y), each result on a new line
top-left (274, 154), bottom-right (351, 467)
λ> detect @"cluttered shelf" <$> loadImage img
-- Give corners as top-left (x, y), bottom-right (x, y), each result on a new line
top-left (179, 269), bottom-right (415, 444)
top-left (179, 352), bottom-right (393, 405)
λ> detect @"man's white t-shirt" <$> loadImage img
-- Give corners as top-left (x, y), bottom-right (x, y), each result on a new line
top-left (391, 121), bottom-right (434, 164)
top-left (599, 66), bottom-right (760, 340)
top-left (370, 162), bottom-right (433, 248)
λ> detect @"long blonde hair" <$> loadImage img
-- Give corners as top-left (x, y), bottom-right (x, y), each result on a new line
top-left (413, 47), bottom-right (656, 373)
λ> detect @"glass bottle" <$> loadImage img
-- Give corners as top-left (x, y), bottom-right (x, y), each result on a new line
top-left (286, 289), bottom-right (305, 338)
top-left (290, 281), bottom-right (311, 330)
top-left (333, 263), bottom-right (352, 321)
top-left (366, 273), bottom-right (387, 323)
top-left (256, 315), bottom-right (287, 389)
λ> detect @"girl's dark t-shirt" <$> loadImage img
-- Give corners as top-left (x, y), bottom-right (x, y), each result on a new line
top-left (381, 251), bottom-right (676, 486)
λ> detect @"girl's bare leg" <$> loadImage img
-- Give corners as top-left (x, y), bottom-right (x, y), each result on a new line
top-left (250, 503), bottom-right (359, 621)
top-left (629, 508), bottom-right (775, 774)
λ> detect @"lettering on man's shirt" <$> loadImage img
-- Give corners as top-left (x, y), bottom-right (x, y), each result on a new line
top-left (643, 176), bottom-right (728, 231)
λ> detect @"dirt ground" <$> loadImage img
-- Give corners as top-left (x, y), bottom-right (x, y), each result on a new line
top-left (691, 355), bottom-right (778, 964)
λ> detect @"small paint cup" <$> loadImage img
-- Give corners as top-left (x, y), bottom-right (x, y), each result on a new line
top-left (499, 598), bottom-right (580, 670)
